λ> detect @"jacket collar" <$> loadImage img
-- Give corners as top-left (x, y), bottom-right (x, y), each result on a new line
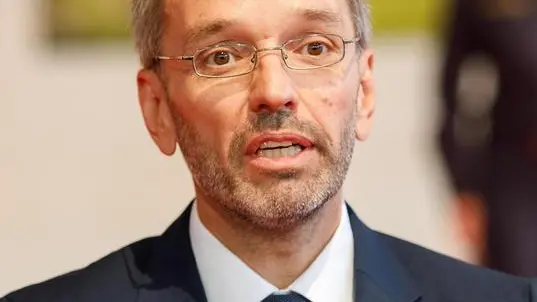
top-left (126, 202), bottom-right (422, 302)
top-left (347, 205), bottom-right (422, 302)
top-left (128, 202), bottom-right (207, 302)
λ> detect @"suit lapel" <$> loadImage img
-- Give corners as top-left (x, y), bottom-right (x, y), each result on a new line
top-left (347, 204), bottom-right (422, 302)
top-left (127, 201), bottom-right (423, 302)
top-left (354, 271), bottom-right (400, 302)
top-left (130, 203), bottom-right (208, 302)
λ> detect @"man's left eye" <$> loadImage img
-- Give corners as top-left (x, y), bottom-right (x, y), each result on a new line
top-left (306, 42), bottom-right (325, 56)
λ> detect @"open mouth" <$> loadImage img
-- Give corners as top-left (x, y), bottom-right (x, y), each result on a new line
top-left (256, 141), bottom-right (306, 158)
top-left (245, 132), bottom-right (314, 160)
top-left (244, 133), bottom-right (315, 171)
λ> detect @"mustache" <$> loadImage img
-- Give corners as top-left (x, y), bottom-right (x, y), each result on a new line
top-left (251, 109), bottom-right (304, 132)
top-left (231, 109), bottom-right (331, 155)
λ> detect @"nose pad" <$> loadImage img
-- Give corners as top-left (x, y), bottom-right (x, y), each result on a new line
top-left (247, 50), bottom-right (297, 113)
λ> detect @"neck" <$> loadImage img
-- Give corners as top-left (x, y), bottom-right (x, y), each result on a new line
top-left (195, 190), bottom-right (344, 289)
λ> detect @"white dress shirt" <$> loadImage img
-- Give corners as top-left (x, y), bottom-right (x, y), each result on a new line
top-left (189, 201), bottom-right (354, 302)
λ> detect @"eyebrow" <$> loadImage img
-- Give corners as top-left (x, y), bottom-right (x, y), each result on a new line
top-left (183, 19), bottom-right (239, 50)
top-left (297, 8), bottom-right (344, 26)
top-left (181, 8), bottom-right (344, 50)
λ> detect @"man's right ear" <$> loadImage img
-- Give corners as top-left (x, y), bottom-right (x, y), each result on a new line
top-left (136, 69), bottom-right (177, 156)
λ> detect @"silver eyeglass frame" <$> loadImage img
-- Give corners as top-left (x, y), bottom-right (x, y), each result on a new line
top-left (154, 33), bottom-right (361, 78)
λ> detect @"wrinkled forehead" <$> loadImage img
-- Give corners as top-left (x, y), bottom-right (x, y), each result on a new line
top-left (163, 0), bottom-right (355, 47)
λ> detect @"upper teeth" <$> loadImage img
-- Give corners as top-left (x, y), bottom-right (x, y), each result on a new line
top-left (260, 141), bottom-right (295, 149)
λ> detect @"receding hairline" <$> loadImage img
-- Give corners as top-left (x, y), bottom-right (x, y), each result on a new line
top-left (132, 0), bottom-right (370, 69)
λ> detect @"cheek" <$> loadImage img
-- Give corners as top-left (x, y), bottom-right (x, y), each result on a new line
top-left (320, 91), bottom-right (352, 111)
top-left (314, 70), bottom-right (358, 109)
top-left (197, 91), bottom-right (249, 156)
top-left (171, 81), bottom-right (247, 160)
top-left (309, 82), bottom-right (357, 136)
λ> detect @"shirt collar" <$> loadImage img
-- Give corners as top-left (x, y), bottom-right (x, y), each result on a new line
top-left (189, 201), bottom-right (354, 302)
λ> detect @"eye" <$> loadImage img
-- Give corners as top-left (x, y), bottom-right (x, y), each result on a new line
top-left (306, 42), bottom-right (325, 56)
top-left (206, 50), bottom-right (236, 66)
top-left (288, 36), bottom-right (336, 57)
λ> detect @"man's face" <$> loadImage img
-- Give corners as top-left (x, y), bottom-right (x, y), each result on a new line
top-left (138, 0), bottom-right (375, 229)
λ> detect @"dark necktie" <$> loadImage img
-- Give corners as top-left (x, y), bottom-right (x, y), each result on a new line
top-left (261, 291), bottom-right (311, 302)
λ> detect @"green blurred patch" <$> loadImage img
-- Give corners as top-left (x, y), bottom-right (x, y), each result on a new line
top-left (369, 0), bottom-right (447, 35)
top-left (48, 0), bottom-right (447, 43)
top-left (50, 0), bottom-right (130, 42)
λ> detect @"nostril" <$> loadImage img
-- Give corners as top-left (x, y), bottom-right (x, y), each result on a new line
top-left (254, 101), bottom-right (295, 112)
top-left (257, 103), bottom-right (270, 112)
top-left (284, 100), bottom-right (296, 109)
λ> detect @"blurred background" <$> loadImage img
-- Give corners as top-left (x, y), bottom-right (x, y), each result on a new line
top-left (2, 0), bottom-right (536, 296)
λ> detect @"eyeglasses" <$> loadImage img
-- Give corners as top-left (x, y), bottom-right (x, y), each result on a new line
top-left (155, 33), bottom-right (360, 78)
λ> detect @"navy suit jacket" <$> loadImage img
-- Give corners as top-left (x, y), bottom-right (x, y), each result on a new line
top-left (3, 203), bottom-right (536, 302)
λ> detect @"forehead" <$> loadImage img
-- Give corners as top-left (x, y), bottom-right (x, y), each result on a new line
top-left (164, 0), bottom-right (354, 43)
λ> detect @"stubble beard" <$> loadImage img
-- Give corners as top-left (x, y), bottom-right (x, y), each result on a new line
top-left (171, 102), bottom-right (357, 232)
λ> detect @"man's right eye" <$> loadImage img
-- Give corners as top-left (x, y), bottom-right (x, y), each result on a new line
top-left (204, 49), bottom-right (238, 67)
top-left (209, 51), bottom-right (232, 65)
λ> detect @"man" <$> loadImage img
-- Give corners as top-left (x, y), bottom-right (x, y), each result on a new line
top-left (3, 0), bottom-right (536, 301)
top-left (438, 0), bottom-right (537, 276)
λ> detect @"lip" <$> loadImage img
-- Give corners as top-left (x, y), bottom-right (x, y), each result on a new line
top-left (247, 148), bottom-right (316, 172)
top-left (245, 132), bottom-right (314, 155)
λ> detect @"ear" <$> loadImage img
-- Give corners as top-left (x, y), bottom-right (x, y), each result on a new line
top-left (137, 69), bottom-right (177, 156)
top-left (355, 49), bottom-right (375, 141)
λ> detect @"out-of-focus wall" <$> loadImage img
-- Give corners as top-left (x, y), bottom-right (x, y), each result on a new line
top-left (0, 0), bottom-right (472, 296)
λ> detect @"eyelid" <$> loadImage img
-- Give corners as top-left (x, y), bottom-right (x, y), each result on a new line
top-left (200, 40), bottom-right (249, 50)
top-left (300, 34), bottom-right (335, 42)
top-left (199, 45), bottom-right (251, 59)
top-left (286, 35), bottom-right (336, 50)
top-left (205, 44), bottom-right (242, 52)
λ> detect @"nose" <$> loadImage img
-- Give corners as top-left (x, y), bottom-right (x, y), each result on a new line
top-left (248, 51), bottom-right (297, 113)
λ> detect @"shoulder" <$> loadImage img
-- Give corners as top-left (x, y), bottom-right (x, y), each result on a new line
top-left (2, 237), bottom-right (157, 302)
top-left (377, 232), bottom-right (535, 301)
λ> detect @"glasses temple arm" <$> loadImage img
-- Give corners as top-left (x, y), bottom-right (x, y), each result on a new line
top-left (155, 55), bottom-right (194, 61)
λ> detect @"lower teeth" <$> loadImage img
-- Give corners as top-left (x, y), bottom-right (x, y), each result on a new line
top-left (258, 145), bottom-right (302, 158)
